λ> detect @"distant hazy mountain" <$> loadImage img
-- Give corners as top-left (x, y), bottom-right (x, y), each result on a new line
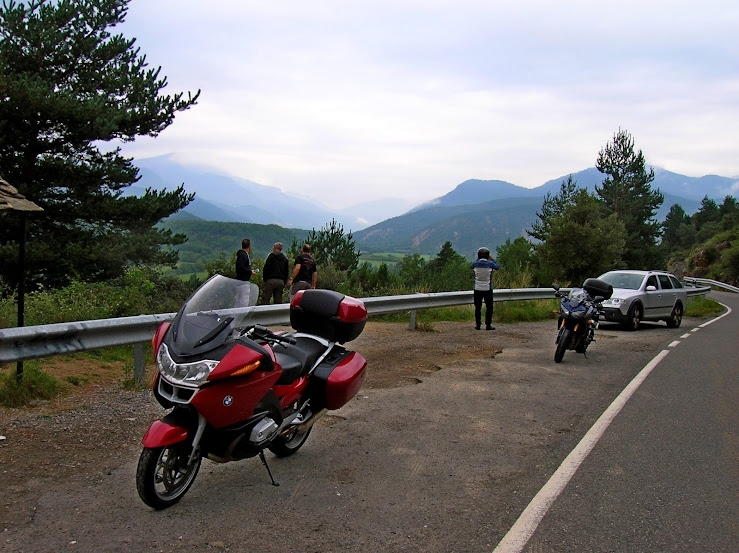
top-left (354, 167), bottom-right (736, 257)
top-left (127, 154), bottom-right (736, 258)
top-left (130, 155), bottom-right (413, 231)
top-left (538, 167), bottom-right (737, 201)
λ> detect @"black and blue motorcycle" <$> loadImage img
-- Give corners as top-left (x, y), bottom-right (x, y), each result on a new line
top-left (552, 278), bottom-right (613, 363)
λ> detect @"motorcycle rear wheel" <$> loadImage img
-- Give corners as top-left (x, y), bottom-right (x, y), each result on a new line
top-left (136, 443), bottom-right (201, 510)
top-left (268, 425), bottom-right (313, 458)
top-left (554, 328), bottom-right (572, 363)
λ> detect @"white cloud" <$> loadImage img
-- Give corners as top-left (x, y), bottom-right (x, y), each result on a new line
top-left (120, 0), bottom-right (739, 206)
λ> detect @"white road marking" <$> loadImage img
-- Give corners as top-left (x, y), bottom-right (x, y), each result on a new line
top-left (699, 302), bottom-right (732, 327)
top-left (668, 341), bottom-right (681, 348)
top-left (492, 300), bottom-right (733, 553)
top-left (681, 333), bottom-right (691, 339)
top-left (492, 349), bottom-right (671, 553)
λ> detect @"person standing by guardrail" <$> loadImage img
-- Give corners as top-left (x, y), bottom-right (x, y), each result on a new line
top-left (287, 244), bottom-right (318, 300)
top-left (471, 247), bottom-right (500, 330)
top-left (260, 242), bottom-right (289, 304)
top-left (235, 238), bottom-right (258, 306)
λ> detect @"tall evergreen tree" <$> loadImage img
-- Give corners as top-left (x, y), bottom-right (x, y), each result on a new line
top-left (595, 129), bottom-right (664, 269)
top-left (692, 196), bottom-right (720, 231)
top-left (527, 175), bottom-right (580, 242)
top-left (661, 204), bottom-right (692, 251)
top-left (537, 190), bottom-right (627, 286)
top-left (304, 219), bottom-right (361, 273)
top-left (0, 0), bottom-right (199, 289)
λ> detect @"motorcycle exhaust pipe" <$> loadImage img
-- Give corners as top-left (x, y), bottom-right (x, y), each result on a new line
top-left (294, 408), bottom-right (329, 433)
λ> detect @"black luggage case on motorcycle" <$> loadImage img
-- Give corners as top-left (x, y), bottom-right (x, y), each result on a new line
top-left (290, 289), bottom-right (367, 343)
top-left (582, 278), bottom-right (613, 300)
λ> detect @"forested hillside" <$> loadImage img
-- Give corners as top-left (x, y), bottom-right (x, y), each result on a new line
top-left (158, 220), bottom-right (307, 277)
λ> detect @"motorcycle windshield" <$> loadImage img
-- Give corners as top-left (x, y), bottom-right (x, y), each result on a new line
top-left (170, 275), bottom-right (259, 355)
top-left (567, 288), bottom-right (588, 308)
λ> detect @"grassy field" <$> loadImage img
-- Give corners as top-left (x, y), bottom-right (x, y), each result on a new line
top-left (357, 252), bottom-right (431, 269)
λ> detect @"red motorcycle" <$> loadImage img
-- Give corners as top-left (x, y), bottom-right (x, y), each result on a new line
top-left (136, 275), bottom-right (368, 509)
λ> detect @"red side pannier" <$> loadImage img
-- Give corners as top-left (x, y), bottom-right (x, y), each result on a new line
top-left (310, 348), bottom-right (368, 410)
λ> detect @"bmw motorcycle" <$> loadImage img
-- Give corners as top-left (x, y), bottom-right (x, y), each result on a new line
top-left (136, 275), bottom-right (368, 509)
top-left (552, 278), bottom-right (612, 363)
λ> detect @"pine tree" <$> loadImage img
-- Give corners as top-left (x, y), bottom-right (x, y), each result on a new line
top-left (537, 190), bottom-right (627, 285)
top-left (661, 204), bottom-right (692, 251)
top-left (0, 0), bottom-right (200, 289)
top-left (305, 219), bottom-right (361, 273)
top-left (527, 175), bottom-right (580, 242)
top-left (595, 129), bottom-right (664, 269)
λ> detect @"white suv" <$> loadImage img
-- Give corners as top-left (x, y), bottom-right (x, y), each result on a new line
top-left (597, 270), bottom-right (687, 330)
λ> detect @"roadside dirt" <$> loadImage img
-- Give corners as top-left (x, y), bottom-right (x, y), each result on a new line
top-left (0, 321), bottom-right (502, 510)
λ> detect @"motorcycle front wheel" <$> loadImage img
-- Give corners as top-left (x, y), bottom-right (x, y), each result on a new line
top-left (136, 443), bottom-right (202, 510)
top-left (268, 425), bottom-right (313, 458)
top-left (554, 328), bottom-right (572, 363)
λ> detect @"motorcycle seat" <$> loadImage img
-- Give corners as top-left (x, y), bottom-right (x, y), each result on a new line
top-left (272, 336), bottom-right (326, 384)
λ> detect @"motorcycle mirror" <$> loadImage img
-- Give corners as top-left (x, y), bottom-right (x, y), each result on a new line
top-left (594, 295), bottom-right (604, 303)
top-left (552, 283), bottom-right (560, 291)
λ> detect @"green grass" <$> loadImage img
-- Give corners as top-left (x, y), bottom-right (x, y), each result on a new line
top-left (0, 363), bottom-right (64, 408)
top-left (685, 296), bottom-right (725, 317)
top-left (370, 299), bottom-right (559, 325)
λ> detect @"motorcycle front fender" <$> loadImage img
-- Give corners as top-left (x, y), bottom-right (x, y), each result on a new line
top-left (142, 420), bottom-right (190, 448)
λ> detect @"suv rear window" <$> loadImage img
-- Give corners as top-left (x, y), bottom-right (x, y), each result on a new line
top-left (599, 272), bottom-right (644, 290)
top-left (658, 274), bottom-right (673, 289)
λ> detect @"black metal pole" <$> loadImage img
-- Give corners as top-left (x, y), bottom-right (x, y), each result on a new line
top-left (16, 212), bottom-right (27, 383)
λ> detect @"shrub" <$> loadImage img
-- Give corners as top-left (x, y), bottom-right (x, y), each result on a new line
top-left (0, 364), bottom-right (63, 408)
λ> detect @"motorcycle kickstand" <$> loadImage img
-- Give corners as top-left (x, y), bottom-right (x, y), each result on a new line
top-left (259, 450), bottom-right (280, 487)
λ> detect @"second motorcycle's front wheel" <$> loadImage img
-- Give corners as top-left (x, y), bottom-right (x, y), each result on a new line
top-left (554, 328), bottom-right (572, 363)
top-left (136, 443), bottom-right (201, 510)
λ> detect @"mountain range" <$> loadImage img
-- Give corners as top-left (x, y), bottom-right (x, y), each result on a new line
top-left (132, 155), bottom-right (737, 258)
top-left (131, 154), bottom-right (414, 231)
top-left (355, 168), bottom-right (737, 256)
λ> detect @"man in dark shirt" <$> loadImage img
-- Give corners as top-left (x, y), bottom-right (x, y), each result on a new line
top-left (287, 244), bottom-right (317, 300)
top-left (235, 238), bottom-right (258, 307)
top-left (235, 238), bottom-right (254, 281)
top-left (260, 242), bottom-right (289, 304)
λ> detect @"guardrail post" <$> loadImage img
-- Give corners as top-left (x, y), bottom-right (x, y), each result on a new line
top-left (133, 342), bottom-right (146, 387)
top-left (409, 310), bottom-right (417, 331)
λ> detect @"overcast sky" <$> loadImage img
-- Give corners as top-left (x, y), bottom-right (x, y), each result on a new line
top-left (119, 0), bottom-right (739, 208)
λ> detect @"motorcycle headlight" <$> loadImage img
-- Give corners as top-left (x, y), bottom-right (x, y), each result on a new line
top-left (157, 343), bottom-right (218, 386)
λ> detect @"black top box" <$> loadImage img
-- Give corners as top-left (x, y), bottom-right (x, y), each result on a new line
top-left (582, 278), bottom-right (613, 301)
top-left (290, 289), bottom-right (368, 343)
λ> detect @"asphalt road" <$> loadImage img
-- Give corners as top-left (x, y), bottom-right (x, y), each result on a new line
top-left (503, 291), bottom-right (739, 553)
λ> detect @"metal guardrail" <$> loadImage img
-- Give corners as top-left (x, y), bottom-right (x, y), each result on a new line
top-left (683, 277), bottom-right (739, 294)
top-left (0, 284), bottom-right (713, 380)
top-left (0, 287), bottom-right (565, 364)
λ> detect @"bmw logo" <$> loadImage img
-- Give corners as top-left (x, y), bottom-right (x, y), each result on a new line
top-left (223, 395), bottom-right (233, 407)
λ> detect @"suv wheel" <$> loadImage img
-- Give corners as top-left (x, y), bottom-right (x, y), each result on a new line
top-left (666, 303), bottom-right (683, 328)
top-left (624, 303), bottom-right (642, 331)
